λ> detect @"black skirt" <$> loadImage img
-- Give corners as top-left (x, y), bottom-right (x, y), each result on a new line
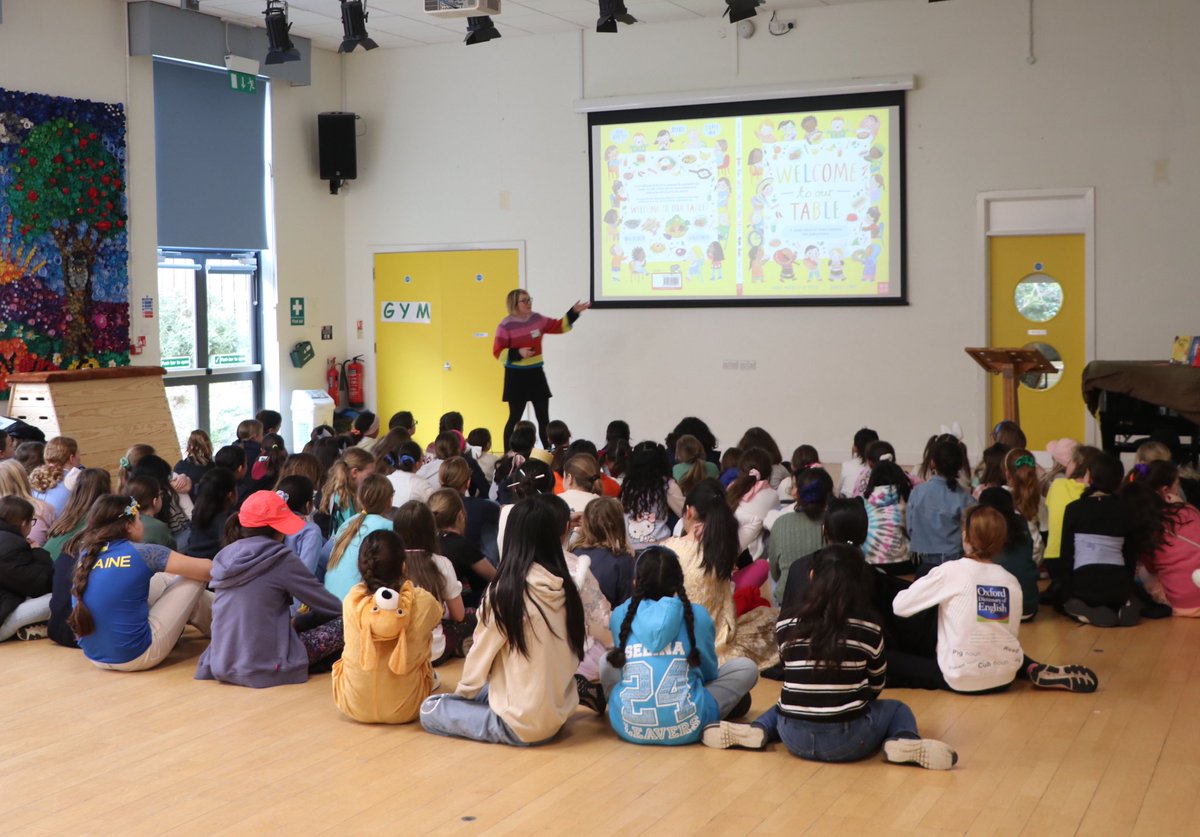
top-left (503, 365), bottom-right (552, 402)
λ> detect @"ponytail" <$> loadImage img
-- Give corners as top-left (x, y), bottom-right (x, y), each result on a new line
top-left (328, 474), bottom-right (395, 570)
top-left (66, 495), bottom-right (140, 638)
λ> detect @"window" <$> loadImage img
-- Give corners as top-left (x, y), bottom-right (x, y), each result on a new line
top-left (159, 249), bottom-right (263, 449)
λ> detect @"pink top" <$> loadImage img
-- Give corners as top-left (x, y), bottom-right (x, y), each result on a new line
top-left (1143, 505), bottom-right (1200, 611)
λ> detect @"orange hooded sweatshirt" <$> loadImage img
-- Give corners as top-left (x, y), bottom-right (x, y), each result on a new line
top-left (332, 581), bottom-right (443, 724)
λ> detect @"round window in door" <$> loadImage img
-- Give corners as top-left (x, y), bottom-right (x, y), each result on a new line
top-left (1020, 342), bottom-right (1064, 390)
top-left (1013, 273), bottom-right (1063, 322)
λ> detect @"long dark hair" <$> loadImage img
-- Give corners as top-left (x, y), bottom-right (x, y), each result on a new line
top-left (358, 529), bottom-right (406, 594)
top-left (794, 467), bottom-right (834, 520)
top-left (779, 543), bottom-right (876, 668)
top-left (621, 441), bottom-right (671, 519)
top-left (606, 546), bottom-right (700, 669)
top-left (737, 427), bottom-right (782, 465)
top-left (47, 467), bottom-right (112, 537)
top-left (392, 500), bottom-right (446, 601)
top-left (864, 461), bottom-right (912, 503)
top-left (976, 486), bottom-right (1025, 551)
top-left (931, 439), bottom-right (965, 491)
top-left (824, 497), bottom-right (869, 546)
top-left (666, 417), bottom-right (716, 458)
top-left (191, 467), bottom-right (238, 530)
top-left (66, 495), bottom-right (141, 638)
top-left (1121, 460), bottom-right (1185, 559)
top-left (488, 494), bottom-right (586, 659)
top-left (1084, 453), bottom-right (1124, 496)
top-left (726, 447), bottom-right (773, 511)
top-left (685, 480), bottom-right (738, 581)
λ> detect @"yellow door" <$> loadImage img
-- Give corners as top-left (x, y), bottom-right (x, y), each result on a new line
top-left (374, 250), bottom-right (517, 444)
top-left (988, 235), bottom-right (1085, 449)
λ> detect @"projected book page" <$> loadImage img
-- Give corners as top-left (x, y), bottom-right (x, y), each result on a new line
top-left (593, 104), bottom-right (900, 304)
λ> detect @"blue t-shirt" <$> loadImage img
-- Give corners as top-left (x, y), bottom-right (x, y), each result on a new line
top-left (323, 514), bottom-right (393, 600)
top-left (607, 596), bottom-right (720, 746)
top-left (35, 480), bottom-right (72, 516)
top-left (75, 539), bottom-right (172, 665)
top-left (907, 476), bottom-right (972, 556)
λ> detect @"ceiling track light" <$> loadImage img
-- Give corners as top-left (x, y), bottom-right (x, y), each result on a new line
top-left (264, 0), bottom-right (301, 64)
top-left (724, 0), bottom-right (762, 25)
top-left (597, 0), bottom-right (636, 33)
top-left (339, 0), bottom-right (378, 53)
top-left (464, 15), bottom-right (501, 46)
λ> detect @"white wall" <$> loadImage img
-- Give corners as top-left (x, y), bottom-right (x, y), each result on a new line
top-left (0, 0), bottom-right (347, 453)
top-left (267, 46), bottom-right (348, 447)
top-left (341, 0), bottom-right (1199, 464)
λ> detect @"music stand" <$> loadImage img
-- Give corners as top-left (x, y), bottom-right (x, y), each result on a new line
top-left (965, 347), bottom-right (1057, 426)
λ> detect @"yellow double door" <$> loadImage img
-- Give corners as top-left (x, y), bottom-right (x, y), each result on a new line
top-left (374, 250), bottom-right (518, 444)
top-left (988, 234), bottom-right (1086, 449)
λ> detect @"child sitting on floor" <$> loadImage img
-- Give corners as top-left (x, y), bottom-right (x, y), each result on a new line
top-left (602, 546), bottom-right (758, 745)
top-left (419, 494), bottom-right (587, 746)
top-left (332, 530), bottom-right (443, 724)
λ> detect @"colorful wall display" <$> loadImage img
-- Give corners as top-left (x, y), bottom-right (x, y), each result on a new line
top-left (0, 86), bottom-right (130, 395)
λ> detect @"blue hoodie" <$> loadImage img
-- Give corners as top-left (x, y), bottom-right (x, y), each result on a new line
top-left (607, 596), bottom-right (720, 745)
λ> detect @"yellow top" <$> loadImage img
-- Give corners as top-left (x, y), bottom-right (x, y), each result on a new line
top-left (1044, 478), bottom-right (1087, 560)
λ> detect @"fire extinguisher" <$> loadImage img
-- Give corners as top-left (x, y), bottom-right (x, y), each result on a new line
top-left (326, 357), bottom-right (340, 407)
top-left (342, 355), bottom-right (365, 410)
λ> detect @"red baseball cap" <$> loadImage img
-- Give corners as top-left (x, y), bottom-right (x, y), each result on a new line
top-left (239, 490), bottom-right (305, 536)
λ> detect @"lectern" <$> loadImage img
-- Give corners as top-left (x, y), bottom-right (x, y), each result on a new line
top-left (5, 366), bottom-right (180, 476)
top-left (965, 347), bottom-right (1057, 427)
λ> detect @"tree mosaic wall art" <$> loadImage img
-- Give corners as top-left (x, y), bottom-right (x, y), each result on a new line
top-left (0, 87), bottom-right (130, 396)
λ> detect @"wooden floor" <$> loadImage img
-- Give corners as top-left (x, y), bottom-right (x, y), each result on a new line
top-left (3, 612), bottom-right (1200, 836)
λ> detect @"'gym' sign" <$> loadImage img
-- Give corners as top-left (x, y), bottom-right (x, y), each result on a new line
top-left (380, 301), bottom-right (432, 324)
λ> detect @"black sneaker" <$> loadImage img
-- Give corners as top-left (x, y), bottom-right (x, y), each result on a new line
top-left (1117, 598), bottom-right (1142, 627)
top-left (1064, 598), bottom-right (1118, 628)
top-left (574, 674), bottom-right (606, 715)
top-left (725, 692), bottom-right (753, 719)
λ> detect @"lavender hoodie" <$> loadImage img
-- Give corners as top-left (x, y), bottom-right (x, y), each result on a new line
top-left (196, 536), bottom-right (341, 688)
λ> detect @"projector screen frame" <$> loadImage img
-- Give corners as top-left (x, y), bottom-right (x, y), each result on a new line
top-left (587, 90), bottom-right (907, 310)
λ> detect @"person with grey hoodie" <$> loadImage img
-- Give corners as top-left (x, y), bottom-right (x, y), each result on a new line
top-left (195, 490), bottom-right (343, 688)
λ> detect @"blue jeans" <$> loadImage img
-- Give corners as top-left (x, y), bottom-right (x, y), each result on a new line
top-left (419, 686), bottom-right (539, 747)
top-left (753, 699), bottom-right (919, 763)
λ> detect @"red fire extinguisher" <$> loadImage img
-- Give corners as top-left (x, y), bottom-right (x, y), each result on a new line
top-left (342, 355), bottom-right (365, 410)
top-left (326, 357), bottom-right (340, 407)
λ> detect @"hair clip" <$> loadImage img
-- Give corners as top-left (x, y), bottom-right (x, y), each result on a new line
top-left (879, 453), bottom-right (895, 462)
top-left (119, 456), bottom-right (131, 470)
top-left (806, 462), bottom-right (824, 470)
top-left (1013, 454), bottom-right (1036, 469)
top-left (123, 497), bottom-right (140, 519)
top-left (748, 468), bottom-right (761, 479)
top-left (275, 489), bottom-right (290, 503)
top-left (1133, 462), bottom-right (1150, 477)
top-left (399, 454), bottom-right (415, 466)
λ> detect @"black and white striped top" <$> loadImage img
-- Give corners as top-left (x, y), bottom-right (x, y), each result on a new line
top-left (775, 614), bottom-right (886, 721)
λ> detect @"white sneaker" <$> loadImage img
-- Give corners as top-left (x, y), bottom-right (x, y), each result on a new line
top-left (883, 738), bottom-right (958, 770)
top-left (701, 721), bottom-right (767, 750)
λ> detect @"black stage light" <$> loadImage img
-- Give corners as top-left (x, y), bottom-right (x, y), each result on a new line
top-left (464, 15), bottom-right (501, 45)
top-left (264, 1), bottom-right (301, 64)
top-left (339, 0), bottom-right (378, 53)
top-left (724, 0), bottom-right (760, 25)
top-left (597, 0), bottom-right (637, 33)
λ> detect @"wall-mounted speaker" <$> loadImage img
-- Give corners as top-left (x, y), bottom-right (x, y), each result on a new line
top-left (318, 112), bottom-right (357, 194)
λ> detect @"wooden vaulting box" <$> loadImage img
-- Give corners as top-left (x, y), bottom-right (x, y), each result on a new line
top-left (6, 367), bottom-right (180, 476)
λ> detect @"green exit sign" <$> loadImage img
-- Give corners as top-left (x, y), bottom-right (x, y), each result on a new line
top-left (228, 70), bottom-right (258, 94)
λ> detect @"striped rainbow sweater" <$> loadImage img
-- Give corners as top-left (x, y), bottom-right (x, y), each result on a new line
top-left (492, 309), bottom-right (578, 369)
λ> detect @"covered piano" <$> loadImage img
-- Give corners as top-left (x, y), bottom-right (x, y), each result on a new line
top-left (1082, 361), bottom-right (1200, 465)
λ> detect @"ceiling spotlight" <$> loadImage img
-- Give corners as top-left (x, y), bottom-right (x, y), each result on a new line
top-left (339, 0), bottom-right (378, 53)
top-left (464, 16), bottom-right (501, 46)
top-left (264, 1), bottom-right (301, 64)
top-left (597, 0), bottom-right (636, 33)
top-left (724, 0), bottom-right (762, 24)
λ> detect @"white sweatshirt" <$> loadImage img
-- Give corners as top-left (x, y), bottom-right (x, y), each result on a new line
top-left (892, 558), bottom-right (1024, 693)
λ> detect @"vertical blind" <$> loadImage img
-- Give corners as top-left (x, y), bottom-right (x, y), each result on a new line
top-left (153, 59), bottom-right (267, 250)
